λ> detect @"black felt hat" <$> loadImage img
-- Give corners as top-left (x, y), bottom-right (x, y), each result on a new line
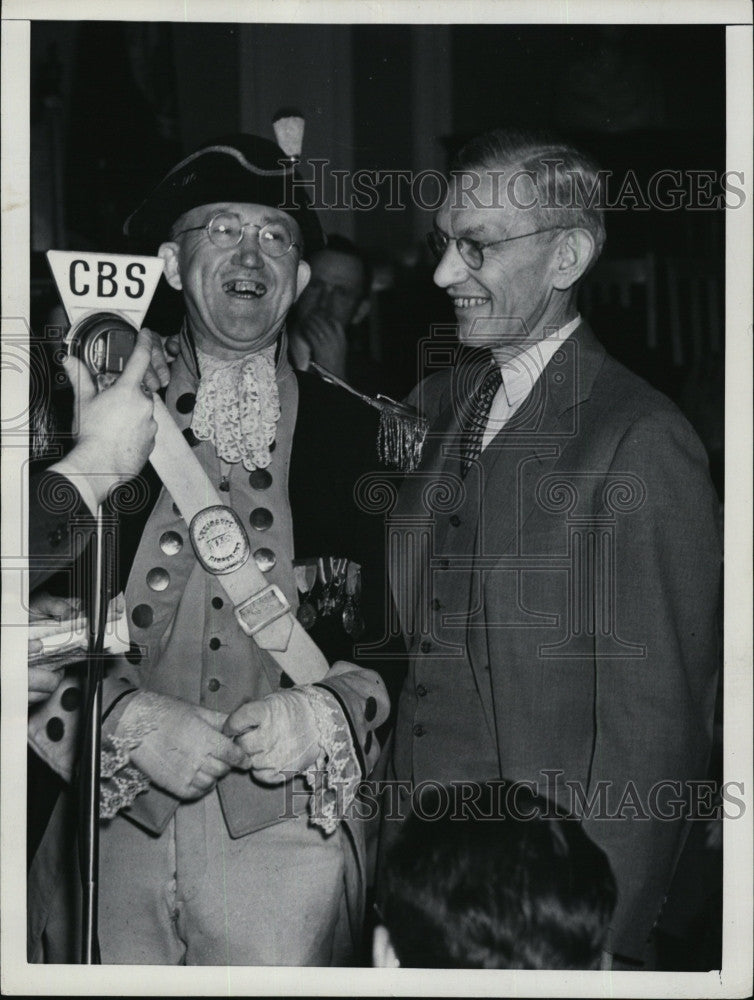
top-left (123, 133), bottom-right (324, 254)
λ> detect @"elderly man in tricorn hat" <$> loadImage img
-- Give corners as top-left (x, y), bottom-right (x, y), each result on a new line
top-left (29, 131), bottom-right (391, 966)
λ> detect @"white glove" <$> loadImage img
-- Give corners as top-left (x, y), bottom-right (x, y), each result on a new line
top-left (223, 688), bottom-right (323, 785)
top-left (118, 690), bottom-right (248, 801)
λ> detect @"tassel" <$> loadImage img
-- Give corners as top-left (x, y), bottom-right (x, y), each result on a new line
top-left (309, 362), bottom-right (428, 473)
top-left (376, 400), bottom-right (428, 473)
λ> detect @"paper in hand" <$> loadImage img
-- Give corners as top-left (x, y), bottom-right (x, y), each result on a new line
top-left (28, 594), bottom-right (130, 670)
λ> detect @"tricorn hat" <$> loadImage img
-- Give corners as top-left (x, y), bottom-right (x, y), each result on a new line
top-left (123, 132), bottom-right (325, 254)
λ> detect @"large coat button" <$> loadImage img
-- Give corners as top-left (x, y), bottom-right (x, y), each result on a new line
top-left (46, 717), bottom-right (64, 742)
top-left (146, 567), bottom-right (170, 591)
top-left (250, 508), bottom-right (273, 531)
top-left (176, 393), bottom-right (196, 414)
top-left (61, 687), bottom-right (81, 711)
top-left (131, 604), bottom-right (153, 629)
top-left (160, 531), bottom-right (183, 555)
top-left (254, 548), bottom-right (276, 572)
top-left (249, 469), bottom-right (273, 490)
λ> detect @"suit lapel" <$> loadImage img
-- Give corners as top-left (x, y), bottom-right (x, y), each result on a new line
top-left (390, 324), bottom-right (607, 652)
top-left (477, 322), bottom-right (606, 555)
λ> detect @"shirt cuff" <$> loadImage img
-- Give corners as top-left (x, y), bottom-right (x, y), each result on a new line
top-left (301, 685), bottom-right (362, 835)
top-left (47, 463), bottom-right (101, 515)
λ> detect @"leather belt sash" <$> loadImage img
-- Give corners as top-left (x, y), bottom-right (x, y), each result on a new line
top-left (149, 396), bottom-right (328, 684)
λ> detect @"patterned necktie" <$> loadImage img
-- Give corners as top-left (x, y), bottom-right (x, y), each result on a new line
top-left (460, 363), bottom-right (503, 478)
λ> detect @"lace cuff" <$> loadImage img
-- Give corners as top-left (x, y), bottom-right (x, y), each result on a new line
top-left (301, 685), bottom-right (362, 835)
top-left (99, 733), bottom-right (150, 821)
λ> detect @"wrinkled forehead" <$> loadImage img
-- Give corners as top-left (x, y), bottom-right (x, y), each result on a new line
top-left (173, 201), bottom-right (301, 236)
top-left (437, 168), bottom-right (534, 234)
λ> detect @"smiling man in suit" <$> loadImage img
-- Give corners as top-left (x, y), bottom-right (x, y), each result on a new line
top-left (379, 129), bottom-right (722, 970)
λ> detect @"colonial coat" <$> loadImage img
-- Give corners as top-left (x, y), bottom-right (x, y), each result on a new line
top-left (28, 332), bottom-right (394, 964)
top-left (28, 470), bottom-right (96, 593)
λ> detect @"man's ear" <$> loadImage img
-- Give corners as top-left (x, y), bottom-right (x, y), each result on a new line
top-left (372, 924), bottom-right (400, 968)
top-left (352, 296), bottom-right (372, 326)
top-left (294, 259), bottom-right (311, 301)
top-left (158, 242), bottom-right (183, 291)
top-left (552, 229), bottom-right (595, 290)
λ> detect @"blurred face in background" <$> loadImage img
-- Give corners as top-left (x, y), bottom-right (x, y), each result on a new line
top-left (295, 248), bottom-right (369, 329)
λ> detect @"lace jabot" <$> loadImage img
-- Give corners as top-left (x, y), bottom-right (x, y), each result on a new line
top-left (191, 344), bottom-right (280, 471)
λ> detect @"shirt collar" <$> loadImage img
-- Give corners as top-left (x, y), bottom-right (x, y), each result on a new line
top-left (499, 315), bottom-right (581, 407)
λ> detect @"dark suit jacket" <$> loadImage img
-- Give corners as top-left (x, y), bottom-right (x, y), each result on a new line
top-left (388, 322), bottom-right (722, 964)
top-left (28, 470), bottom-right (97, 593)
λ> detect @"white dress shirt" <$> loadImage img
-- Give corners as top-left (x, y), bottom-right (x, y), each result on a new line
top-left (481, 315), bottom-right (582, 450)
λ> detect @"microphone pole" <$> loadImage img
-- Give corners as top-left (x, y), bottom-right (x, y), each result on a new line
top-left (78, 500), bottom-right (115, 963)
top-left (43, 250), bottom-right (166, 960)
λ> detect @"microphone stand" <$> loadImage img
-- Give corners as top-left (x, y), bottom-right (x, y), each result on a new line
top-left (78, 502), bottom-right (115, 963)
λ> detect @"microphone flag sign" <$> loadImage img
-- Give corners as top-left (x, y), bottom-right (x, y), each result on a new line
top-left (46, 250), bottom-right (164, 330)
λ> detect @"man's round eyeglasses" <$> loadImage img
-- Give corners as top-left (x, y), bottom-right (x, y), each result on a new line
top-left (174, 212), bottom-right (300, 257)
top-left (426, 225), bottom-right (567, 270)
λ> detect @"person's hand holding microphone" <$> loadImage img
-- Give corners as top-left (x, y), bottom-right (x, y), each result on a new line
top-left (51, 329), bottom-right (159, 510)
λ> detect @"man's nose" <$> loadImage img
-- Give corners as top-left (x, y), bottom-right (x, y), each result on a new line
top-left (233, 231), bottom-right (264, 268)
top-left (433, 241), bottom-right (468, 288)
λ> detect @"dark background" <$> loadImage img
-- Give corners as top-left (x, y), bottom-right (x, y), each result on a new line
top-left (31, 21), bottom-right (725, 495)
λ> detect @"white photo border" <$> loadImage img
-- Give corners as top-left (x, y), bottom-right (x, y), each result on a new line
top-left (2, 2), bottom-right (751, 996)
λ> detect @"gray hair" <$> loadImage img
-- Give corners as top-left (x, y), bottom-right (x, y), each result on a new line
top-left (451, 128), bottom-right (607, 271)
